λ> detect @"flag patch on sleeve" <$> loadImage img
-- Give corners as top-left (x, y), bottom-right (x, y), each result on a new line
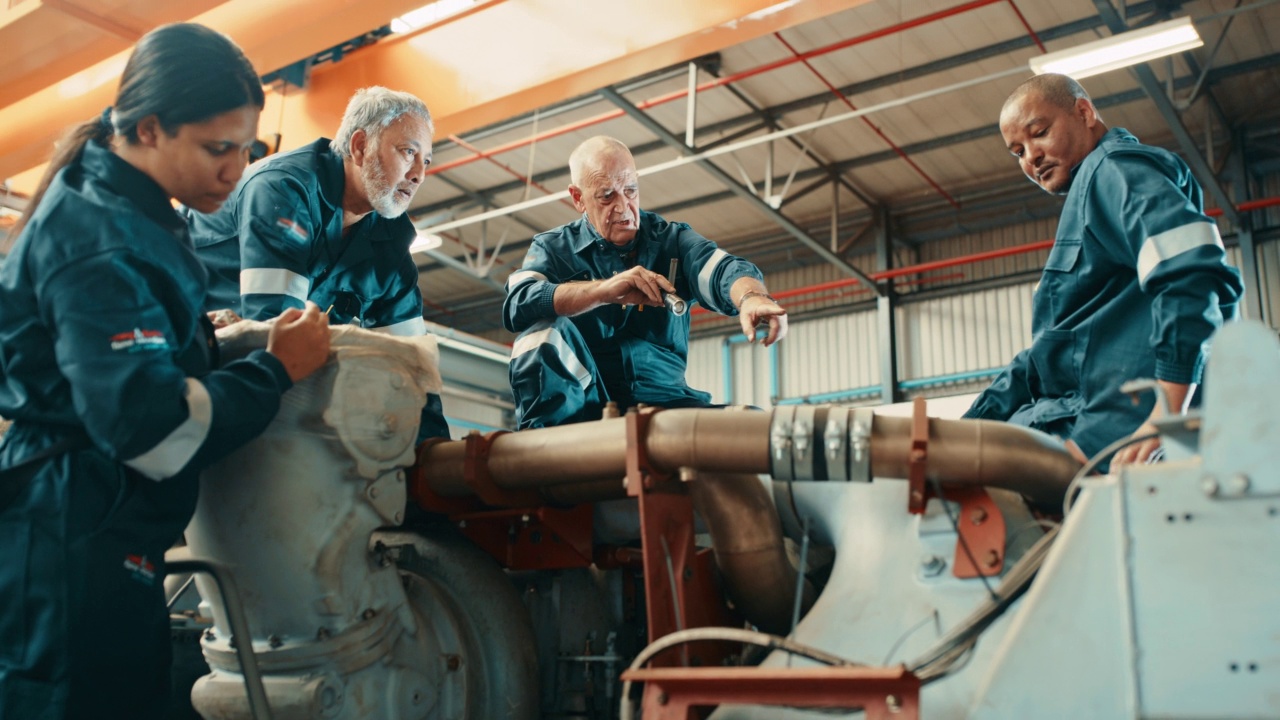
top-left (110, 328), bottom-right (169, 353)
top-left (276, 217), bottom-right (309, 242)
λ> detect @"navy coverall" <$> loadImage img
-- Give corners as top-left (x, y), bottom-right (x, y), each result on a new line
top-left (503, 210), bottom-right (762, 428)
top-left (189, 138), bottom-right (446, 439)
top-left (964, 128), bottom-right (1243, 459)
top-left (0, 142), bottom-right (295, 719)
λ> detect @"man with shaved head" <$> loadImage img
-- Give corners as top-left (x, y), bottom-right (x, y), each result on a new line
top-left (964, 73), bottom-right (1242, 467)
top-left (503, 136), bottom-right (788, 428)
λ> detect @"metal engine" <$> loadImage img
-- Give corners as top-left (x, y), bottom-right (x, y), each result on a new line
top-left (170, 319), bottom-right (1279, 719)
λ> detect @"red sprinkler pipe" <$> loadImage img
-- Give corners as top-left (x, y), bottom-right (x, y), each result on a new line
top-left (773, 31), bottom-right (960, 209)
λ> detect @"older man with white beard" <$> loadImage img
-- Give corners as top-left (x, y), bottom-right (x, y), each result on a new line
top-left (191, 86), bottom-right (448, 438)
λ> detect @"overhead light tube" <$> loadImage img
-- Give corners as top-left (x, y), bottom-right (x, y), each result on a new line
top-left (1029, 16), bottom-right (1203, 79)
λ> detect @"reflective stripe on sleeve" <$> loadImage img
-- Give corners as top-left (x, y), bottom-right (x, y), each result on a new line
top-left (124, 378), bottom-right (212, 481)
top-left (697, 249), bottom-right (729, 313)
top-left (240, 268), bottom-right (310, 302)
top-left (506, 270), bottom-right (548, 291)
top-left (370, 316), bottom-right (427, 337)
top-left (511, 325), bottom-right (591, 390)
top-left (1137, 222), bottom-right (1224, 287)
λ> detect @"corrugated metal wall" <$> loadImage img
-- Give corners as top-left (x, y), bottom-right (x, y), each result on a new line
top-left (691, 207), bottom-right (1280, 408)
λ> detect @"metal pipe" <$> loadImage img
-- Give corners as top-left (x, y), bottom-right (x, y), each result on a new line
top-left (688, 472), bottom-right (815, 636)
top-left (415, 407), bottom-right (1081, 630)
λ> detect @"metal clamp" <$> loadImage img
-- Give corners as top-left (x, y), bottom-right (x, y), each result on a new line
top-left (848, 407), bottom-right (875, 483)
top-left (823, 408), bottom-right (850, 482)
top-left (790, 405), bottom-right (819, 481)
top-left (770, 406), bottom-right (797, 481)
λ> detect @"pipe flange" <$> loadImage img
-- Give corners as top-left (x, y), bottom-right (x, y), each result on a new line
top-left (823, 408), bottom-right (851, 482)
top-left (770, 406), bottom-right (797, 481)
top-left (849, 407), bottom-right (874, 482)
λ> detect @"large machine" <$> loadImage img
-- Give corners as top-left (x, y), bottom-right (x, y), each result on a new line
top-left (170, 319), bottom-right (1279, 719)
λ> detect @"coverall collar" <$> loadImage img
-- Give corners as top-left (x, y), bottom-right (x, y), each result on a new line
top-left (81, 141), bottom-right (185, 234)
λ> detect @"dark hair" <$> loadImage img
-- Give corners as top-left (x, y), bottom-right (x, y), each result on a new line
top-left (14, 23), bottom-right (263, 236)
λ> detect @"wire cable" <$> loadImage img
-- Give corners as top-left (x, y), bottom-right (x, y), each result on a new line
top-left (618, 626), bottom-right (864, 720)
top-left (1062, 432), bottom-right (1160, 516)
top-left (907, 525), bottom-right (1059, 682)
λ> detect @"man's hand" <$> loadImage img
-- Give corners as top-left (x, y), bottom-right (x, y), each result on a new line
top-left (1111, 421), bottom-right (1162, 467)
top-left (207, 309), bottom-right (242, 330)
top-left (738, 294), bottom-right (789, 346)
top-left (266, 301), bottom-right (331, 382)
top-left (595, 266), bottom-right (675, 308)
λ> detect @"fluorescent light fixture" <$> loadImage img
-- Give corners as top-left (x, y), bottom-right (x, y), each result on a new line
top-left (1029, 16), bottom-right (1203, 80)
top-left (410, 232), bottom-right (444, 253)
top-left (390, 0), bottom-right (478, 33)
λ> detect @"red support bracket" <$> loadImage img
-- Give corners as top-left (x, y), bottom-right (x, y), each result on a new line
top-left (409, 437), bottom-right (476, 515)
top-left (462, 430), bottom-right (544, 508)
top-left (453, 504), bottom-right (594, 571)
top-left (907, 396), bottom-right (930, 514)
top-left (625, 409), bottom-right (735, 668)
top-left (949, 487), bottom-right (1007, 579)
top-left (625, 666), bottom-right (921, 720)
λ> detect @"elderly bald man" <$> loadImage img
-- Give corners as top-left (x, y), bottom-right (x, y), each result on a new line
top-left (502, 136), bottom-right (788, 429)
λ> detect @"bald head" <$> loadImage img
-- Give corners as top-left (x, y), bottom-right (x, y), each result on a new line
top-left (569, 136), bottom-right (634, 186)
top-left (1001, 73), bottom-right (1096, 123)
top-left (567, 136), bottom-right (641, 245)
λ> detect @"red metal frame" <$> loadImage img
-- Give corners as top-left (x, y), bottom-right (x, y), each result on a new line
top-left (625, 666), bottom-right (921, 720)
top-left (451, 504), bottom-right (594, 570)
top-left (625, 409), bottom-right (738, 668)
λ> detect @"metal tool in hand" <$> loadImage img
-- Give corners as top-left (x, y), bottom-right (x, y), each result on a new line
top-left (662, 258), bottom-right (687, 316)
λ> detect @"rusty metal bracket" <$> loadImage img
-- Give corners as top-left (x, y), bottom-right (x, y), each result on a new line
top-left (452, 504), bottom-right (594, 571)
top-left (626, 666), bottom-right (921, 720)
top-left (462, 430), bottom-right (544, 507)
top-left (950, 487), bottom-right (1006, 579)
top-left (408, 437), bottom-right (476, 515)
top-left (907, 396), bottom-right (929, 514)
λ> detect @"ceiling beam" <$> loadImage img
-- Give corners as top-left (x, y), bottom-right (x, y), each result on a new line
top-left (1093, 0), bottom-right (1240, 225)
top-left (598, 86), bottom-right (882, 295)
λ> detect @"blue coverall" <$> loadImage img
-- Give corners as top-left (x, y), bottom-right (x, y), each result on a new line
top-left (0, 142), bottom-right (296, 719)
top-left (964, 128), bottom-right (1243, 459)
top-left (189, 138), bottom-right (447, 439)
top-left (503, 210), bottom-right (763, 429)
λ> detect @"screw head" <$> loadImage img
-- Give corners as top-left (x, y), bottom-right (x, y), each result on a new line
top-left (268, 634), bottom-right (282, 649)
top-left (969, 506), bottom-right (988, 525)
top-left (1227, 474), bottom-right (1251, 495)
top-left (920, 555), bottom-right (946, 577)
top-left (445, 654), bottom-right (462, 671)
top-left (984, 549), bottom-right (1001, 568)
top-left (1202, 475), bottom-right (1220, 497)
top-left (886, 694), bottom-right (902, 713)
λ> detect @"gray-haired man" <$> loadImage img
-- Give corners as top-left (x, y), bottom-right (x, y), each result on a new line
top-left (191, 85), bottom-right (447, 438)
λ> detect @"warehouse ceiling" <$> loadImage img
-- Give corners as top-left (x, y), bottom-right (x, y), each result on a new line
top-left (2, 0), bottom-right (1278, 340)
